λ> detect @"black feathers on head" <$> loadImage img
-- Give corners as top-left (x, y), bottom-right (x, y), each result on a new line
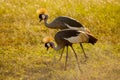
top-left (39, 14), bottom-right (43, 21)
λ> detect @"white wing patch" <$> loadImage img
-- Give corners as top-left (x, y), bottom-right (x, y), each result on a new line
top-left (64, 23), bottom-right (86, 32)
top-left (64, 31), bottom-right (89, 43)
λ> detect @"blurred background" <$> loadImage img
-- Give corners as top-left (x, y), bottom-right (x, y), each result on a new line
top-left (0, 0), bottom-right (120, 80)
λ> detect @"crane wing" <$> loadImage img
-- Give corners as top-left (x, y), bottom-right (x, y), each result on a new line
top-left (64, 23), bottom-right (87, 31)
top-left (64, 32), bottom-right (89, 43)
top-left (46, 16), bottom-right (84, 29)
top-left (56, 16), bottom-right (84, 28)
top-left (55, 29), bottom-right (97, 45)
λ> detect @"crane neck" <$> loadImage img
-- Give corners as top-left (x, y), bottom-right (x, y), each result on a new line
top-left (46, 42), bottom-right (62, 51)
top-left (43, 15), bottom-right (58, 29)
top-left (43, 14), bottom-right (52, 28)
top-left (44, 19), bottom-right (50, 28)
top-left (50, 42), bottom-right (62, 51)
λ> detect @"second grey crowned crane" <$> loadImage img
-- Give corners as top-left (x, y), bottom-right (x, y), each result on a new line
top-left (45, 29), bottom-right (97, 71)
top-left (38, 8), bottom-right (90, 59)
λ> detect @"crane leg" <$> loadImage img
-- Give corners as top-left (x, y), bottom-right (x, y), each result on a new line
top-left (70, 45), bottom-right (83, 72)
top-left (64, 46), bottom-right (68, 70)
top-left (58, 47), bottom-right (65, 61)
top-left (80, 43), bottom-right (87, 59)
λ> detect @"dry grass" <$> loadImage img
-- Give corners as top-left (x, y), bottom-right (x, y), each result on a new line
top-left (0, 0), bottom-right (120, 80)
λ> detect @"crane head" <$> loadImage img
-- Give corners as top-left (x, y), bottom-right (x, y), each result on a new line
top-left (45, 42), bottom-right (54, 50)
top-left (39, 14), bottom-right (44, 22)
top-left (39, 14), bottom-right (48, 22)
top-left (37, 8), bottom-right (48, 22)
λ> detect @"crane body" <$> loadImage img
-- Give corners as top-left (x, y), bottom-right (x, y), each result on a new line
top-left (45, 29), bottom-right (97, 71)
top-left (39, 14), bottom-right (89, 32)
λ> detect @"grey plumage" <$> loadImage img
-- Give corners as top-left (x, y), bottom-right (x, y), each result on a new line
top-left (39, 14), bottom-right (86, 30)
top-left (45, 29), bottom-right (97, 71)
top-left (45, 16), bottom-right (83, 29)
top-left (47, 29), bottom-right (97, 50)
top-left (39, 13), bottom-right (91, 58)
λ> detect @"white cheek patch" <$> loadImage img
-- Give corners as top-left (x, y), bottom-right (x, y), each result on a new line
top-left (64, 32), bottom-right (89, 44)
top-left (47, 43), bottom-right (51, 47)
top-left (42, 15), bottom-right (46, 19)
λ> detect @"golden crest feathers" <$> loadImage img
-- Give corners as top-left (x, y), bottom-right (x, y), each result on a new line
top-left (37, 8), bottom-right (47, 15)
top-left (43, 36), bottom-right (53, 43)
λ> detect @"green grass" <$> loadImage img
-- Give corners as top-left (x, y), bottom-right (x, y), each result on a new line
top-left (0, 0), bottom-right (120, 80)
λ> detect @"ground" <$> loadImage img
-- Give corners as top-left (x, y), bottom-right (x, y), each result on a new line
top-left (0, 0), bottom-right (120, 80)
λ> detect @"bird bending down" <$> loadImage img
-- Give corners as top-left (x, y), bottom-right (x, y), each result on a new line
top-left (38, 8), bottom-right (91, 59)
top-left (45, 29), bottom-right (97, 71)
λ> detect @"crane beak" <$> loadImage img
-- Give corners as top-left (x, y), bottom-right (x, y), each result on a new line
top-left (46, 47), bottom-right (49, 51)
top-left (39, 19), bottom-right (42, 22)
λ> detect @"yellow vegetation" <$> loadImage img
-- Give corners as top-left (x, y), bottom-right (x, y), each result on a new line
top-left (0, 0), bottom-right (120, 80)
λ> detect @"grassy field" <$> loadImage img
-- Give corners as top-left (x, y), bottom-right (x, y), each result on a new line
top-left (0, 0), bottom-right (120, 80)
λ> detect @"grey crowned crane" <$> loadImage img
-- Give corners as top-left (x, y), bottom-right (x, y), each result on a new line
top-left (45, 29), bottom-right (97, 71)
top-left (37, 8), bottom-right (90, 59)
top-left (38, 9), bottom-right (89, 32)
